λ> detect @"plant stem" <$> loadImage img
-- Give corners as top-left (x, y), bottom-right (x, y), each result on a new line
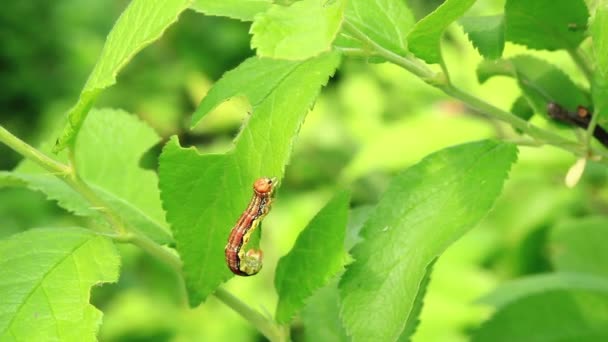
top-left (342, 21), bottom-right (435, 80)
top-left (214, 288), bottom-right (288, 342)
top-left (442, 85), bottom-right (584, 154)
top-left (341, 22), bottom-right (608, 161)
top-left (0, 125), bottom-right (71, 175)
top-left (568, 48), bottom-right (593, 83)
top-left (586, 108), bottom-right (601, 153)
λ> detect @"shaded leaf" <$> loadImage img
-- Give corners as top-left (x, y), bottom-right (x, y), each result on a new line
top-left (460, 15), bottom-right (505, 60)
top-left (250, 0), bottom-right (346, 60)
top-left (159, 52), bottom-right (340, 305)
top-left (550, 217), bottom-right (608, 278)
top-left (191, 0), bottom-right (271, 21)
top-left (477, 55), bottom-right (591, 114)
top-left (301, 278), bottom-right (348, 342)
top-left (275, 191), bottom-right (350, 323)
top-left (0, 228), bottom-right (120, 341)
top-left (510, 96), bottom-right (535, 123)
top-left (504, 0), bottom-right (589, 51)
top-left (53, 0), bottom-right (192, 152)
top-left (339, 140), bottom-right (518, 341)
top-left (407, 0), bottom-right (476, 64)
top-left (479, 273), bottom-right (608, 309)
top-left (473, 289), bottom-right (608, 342)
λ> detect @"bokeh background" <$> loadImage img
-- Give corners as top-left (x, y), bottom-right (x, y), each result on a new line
top-left (2, 0), bottom-right (607, 341)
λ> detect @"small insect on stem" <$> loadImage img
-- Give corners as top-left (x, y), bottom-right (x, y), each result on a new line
top-left (225, 177), bottom-right (276, 276)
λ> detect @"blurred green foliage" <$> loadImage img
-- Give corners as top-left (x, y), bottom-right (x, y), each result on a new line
top-left (2, 0), bottom-right (608, 341)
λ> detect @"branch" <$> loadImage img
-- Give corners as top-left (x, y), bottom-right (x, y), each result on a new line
top-left (341, 22), bottom-right (608, 162)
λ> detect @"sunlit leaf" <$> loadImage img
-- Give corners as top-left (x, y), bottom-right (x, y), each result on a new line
top-left (159, 52), bottom-right (340, 305)
top-left (251, 0), bottom-right (346, 60)
top-left (407, 0), bottom-right (476, 64)
top-left (191, 0), bottom-right (271, 21)
top-left (53, 0), bottom-right (192, 152)
top-left (339, 140), bottom-right (518, 341)
top-left (0, 228), bottom-right (120, 341)
top-left (337, 0), bottom-right (415, 57)
top-left (192, 57), bottom-right (304, 127)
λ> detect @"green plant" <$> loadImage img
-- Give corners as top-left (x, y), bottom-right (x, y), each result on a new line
top-left (1, 0), bottom-right (608, 341)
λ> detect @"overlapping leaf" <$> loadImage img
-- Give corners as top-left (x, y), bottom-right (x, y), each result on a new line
top-left (159, 52), bottom-right (340, 305)
top-left (5, 109), bottom-right (172, 244)
top-left (53, 0), bottom-right (192, 152)
top-left (407, 0), bottom-right (476, 64)
top-left (0, 228), bottom-right (120, 341)
top-left (251, 0), bottom-right (346, 60)
top-left (275, 191), bottom-right (350, 323)
top-left (339, 140), bottom-right (518, 341)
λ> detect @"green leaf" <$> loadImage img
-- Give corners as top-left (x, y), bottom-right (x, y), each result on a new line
top-left (397, 259), bottom-right (436, 342)
top-left (477, 55), bottom-right (591, 114)
top-left (338, 0), bottom-right (415, 56)
top-left (250, 0), bottom-right (346, 60)
top-left (473, 290), bottom-right (608, 341)
top-left (479, 273), bottom-right (608, 309)
top-left (53, 0), bottom-right (192, 153)
top-left (407, 0), bottom-right (476, 64)
top-left (592, 4), bottom-right (608, 123)
top-left (339, 140), bottom-right (518, 341)
top-left (459, 15), bottom-right (505, 60)
top-left (0, 227), bottom-right (120, 341)
top-left (345, 206), bottom-right (374, 250)
top-left (192, 57), bottom-right (305, 127)
top-left (300, 279), bottom-right (348, 342)
top-left (593, 3), bottom-right (608, 77)
top-left (550, 217), bottom-right (608, 278)
top-left (504, 0), bottom-right (589, 51)
top-left (275, 191), bottom-right (350, 323)
top-left (510, 96), bottom-right (535, 123)
top-left (191, 0), bottom-right (271, 21)
top-left (9, 109), bottom-right (172, 244)
top-left (159, 52), bottom-right (340, 305)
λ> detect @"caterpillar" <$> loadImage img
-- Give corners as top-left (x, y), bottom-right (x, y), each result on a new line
top-left (225, 177), bottom-right (276, 276)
